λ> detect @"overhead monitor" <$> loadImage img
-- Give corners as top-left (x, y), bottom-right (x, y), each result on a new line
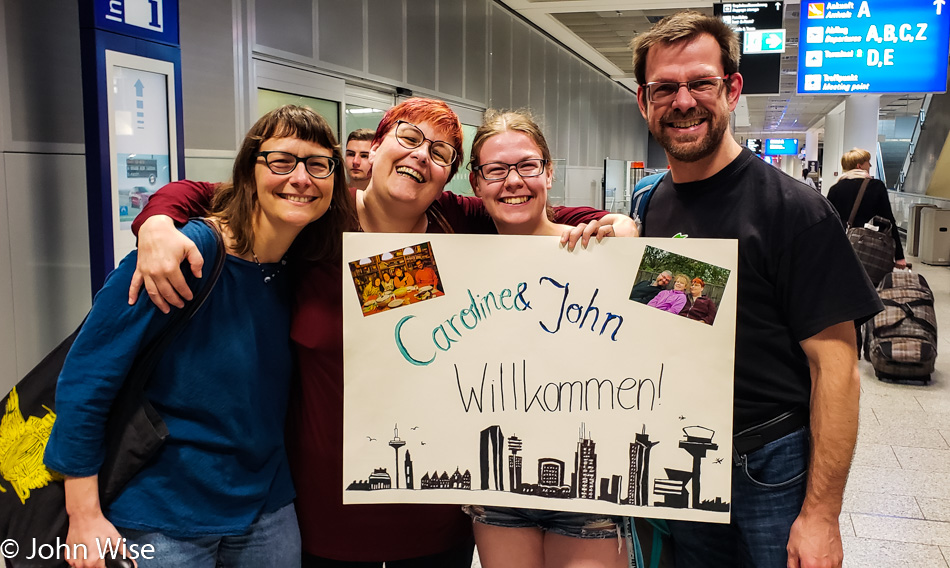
top-left (797, 0), bottom-right (950, 94)
top-left (764, 138), bottom-right (799, 155)
top-left (745, 138), bottom-right (763, 154)
top-left (714, 1), bottom-right (785, 95)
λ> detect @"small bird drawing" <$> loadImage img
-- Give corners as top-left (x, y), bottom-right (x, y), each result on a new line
top-left (366, 436), bottom-right (376, 442)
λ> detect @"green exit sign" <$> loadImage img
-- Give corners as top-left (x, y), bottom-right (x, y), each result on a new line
top-left (744, 29), bottom-right (786, 53)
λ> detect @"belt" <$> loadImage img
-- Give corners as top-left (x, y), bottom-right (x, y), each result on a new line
top-left (733, 409), bottom-right (808, 456)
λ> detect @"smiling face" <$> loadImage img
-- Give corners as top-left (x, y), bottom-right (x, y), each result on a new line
top-left (254, 136), bottom-right (334, 234)
top-left (638, 34), bottom-right (742, 169)
top-left (470, 131), bottom-right (553, 236)
top-left (345, 139), bottom-right (372, 183)
top-left (673, 276), bottom-right (689, 291)
top-left (368, 120), bottom-right (454, 214)
top-left (656, 273), bottom-right (672, 287)
top-left (690, 280), bottom-right (704, 297)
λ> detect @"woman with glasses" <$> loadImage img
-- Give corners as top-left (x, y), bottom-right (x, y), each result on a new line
top-left (44, 105), bottom-right (356, 567)
top-left (125, 97), bottom-right (632, 567)
top-left (462, 109), bottom-right (629, 568)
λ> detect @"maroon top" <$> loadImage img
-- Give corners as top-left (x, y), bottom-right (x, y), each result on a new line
top-left (132, 181), bottom-right (606, 560)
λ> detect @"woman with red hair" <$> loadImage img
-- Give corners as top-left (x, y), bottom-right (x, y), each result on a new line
top-left (127, 98), bottom-right (631, 567)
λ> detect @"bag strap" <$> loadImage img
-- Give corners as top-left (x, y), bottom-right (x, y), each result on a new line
top-left (631, 171), bottom-right (669, 234)
top-left (121, 218), bottom-right (226, 394)
top-left (846, 178), bottom-right (872, 229)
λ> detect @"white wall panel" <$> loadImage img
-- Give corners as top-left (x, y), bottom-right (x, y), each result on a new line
top-left (368, 0), bottom-right (404, 82)
top-left (407, 0), bottom-right (437, 91)
top-left (464, 0), bottom-right (488, 105)
top-left (438, 0), bottom-right (465, 98)
top-left (317, 0), bottom-right (364, 70)
top-left (489, 5), bottom-right (511, 109)
top-left (4, 153), bottom-right (91, 377)
top-left (254, 0), bottom-right (315, 60)
top-left (510, 20), bottom-right (530, 110)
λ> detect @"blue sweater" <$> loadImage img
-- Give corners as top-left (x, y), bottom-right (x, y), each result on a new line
top-left (45, 221), bottom-right (295, 537)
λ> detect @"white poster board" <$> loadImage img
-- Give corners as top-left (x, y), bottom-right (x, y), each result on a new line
top-left (343, 234), bottom-right (737, 523)
top-left (105, 51), bottom-right (178, 265)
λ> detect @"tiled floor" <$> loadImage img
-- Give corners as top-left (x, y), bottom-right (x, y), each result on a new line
top-left (471, 258), bottom-right (950, 568)
top-left (843, 258), bottom-right (950, 567)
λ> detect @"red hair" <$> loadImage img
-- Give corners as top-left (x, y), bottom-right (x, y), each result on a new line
top-left (374, 97), bottom-right (464, 181)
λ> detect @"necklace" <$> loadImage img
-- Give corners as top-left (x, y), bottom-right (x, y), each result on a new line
top-left (251, 251), bottom-right (287, 284)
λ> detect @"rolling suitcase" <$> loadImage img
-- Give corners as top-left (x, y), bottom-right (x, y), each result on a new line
top-left (864, 271), bottom-right (937, 383)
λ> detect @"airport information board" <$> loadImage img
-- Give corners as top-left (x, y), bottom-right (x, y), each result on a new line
top-left (763, 138), bottom-right (799, 155)
top-left (798, 0), bottom-right (950, 93)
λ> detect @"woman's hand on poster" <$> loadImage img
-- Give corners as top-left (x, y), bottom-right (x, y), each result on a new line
top-left (559, 214), bottom-right (638, 252)
top-left (128, 215), bottom-right (204, 313)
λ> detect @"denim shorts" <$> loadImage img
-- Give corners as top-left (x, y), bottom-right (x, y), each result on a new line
top-left (462, 505), bottom-right (623, 539)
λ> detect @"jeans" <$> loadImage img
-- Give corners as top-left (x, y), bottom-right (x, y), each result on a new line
top-left (301, 539), bottom-right (475, 568)
top-left (120, 503), bottom-right (301, 568)
top-left (667, 427), bottom-right (809, 568)
top-left (462, 505), bottom-right (623, 539)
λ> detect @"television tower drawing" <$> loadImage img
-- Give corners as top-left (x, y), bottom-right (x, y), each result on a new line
top-left (626, 425), bottom-right (659, 505)
top-left (389, 424), bottom-right (407, 489)
top-left (480, 425), bottom-right (505, 490)
top-left (679, 426), bottom-right (718, 509)
top-left (508, 435), bottom-right (523, 493)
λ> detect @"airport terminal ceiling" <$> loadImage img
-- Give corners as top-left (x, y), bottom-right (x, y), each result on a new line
top-left (501, 0), bottom-right (934, 140)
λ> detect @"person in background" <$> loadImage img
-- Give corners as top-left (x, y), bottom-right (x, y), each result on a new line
top-left (826, 148), bottom-right (905, 268)
top-left (632, 12), bottom-right (881, 567)
top-left (344, 128), bottom-right (374, 190)
top-left (629, 270), bottom-right (672, 304)
top-left (647, 273), bottom-right (689, 314)
top-left (802, 168), bottom-right (818, 191)
top-left (393, 266), bottom-right (414, 288)
top-left (413, 259), bottom-right (439, 289)
top-left (363, 276), bottom-right (382, 300)
top-left (380, 271), bottom-right (395, 293)
top-left (678, 277), bottom-right (717, 325)
top-left (463, 108), bottom-right (629, 568)
top-left (125, 98), bottom-right (632, 567)
top-left (45, 105), bottom-right (356, 568)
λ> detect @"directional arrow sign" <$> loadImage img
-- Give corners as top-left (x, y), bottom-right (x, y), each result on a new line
top-left (743, 29), bottom-right (786, 54)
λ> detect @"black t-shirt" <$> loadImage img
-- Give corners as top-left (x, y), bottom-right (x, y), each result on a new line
top-left (643, 149), bottom-right (882, 431)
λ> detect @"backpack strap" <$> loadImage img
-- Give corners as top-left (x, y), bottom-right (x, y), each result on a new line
top-left (631, 171), bottom-right (669, 235)
top-left (846, 178), bottom-right (871, 229)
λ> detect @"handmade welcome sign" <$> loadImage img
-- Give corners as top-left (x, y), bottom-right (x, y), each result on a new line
top-left (343, 234), bottom-right (737, 523)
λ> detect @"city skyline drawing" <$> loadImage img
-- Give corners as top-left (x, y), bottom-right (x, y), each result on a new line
top-left (346, 421), bottom-right (730, 514)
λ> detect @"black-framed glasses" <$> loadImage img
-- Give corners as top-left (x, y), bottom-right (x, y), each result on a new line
top-left (643, 75), bottom-right (730, 104)
top-left (256, 151), bottom-right (338, 179)
top-left (393, 120), bottom-right (458, 167)
top-left (473, 159), bottom-right (548, 181)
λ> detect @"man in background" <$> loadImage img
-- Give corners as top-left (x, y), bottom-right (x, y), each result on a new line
top-left (629, 270), bottom-right (672, 304)
top-left (345, 129), bottom-right (374, 190)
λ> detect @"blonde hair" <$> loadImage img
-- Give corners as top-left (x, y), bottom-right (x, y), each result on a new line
top-left (673, 274), bottom-right (690, 288)
top-left (469, 109), bottom-right (555, 221)
top-left (841, 148), bottom-right (871, 171)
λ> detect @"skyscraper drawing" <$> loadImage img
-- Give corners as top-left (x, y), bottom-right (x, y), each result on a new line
top-left (573, 424), bottom-right (597, 500)
top-left (508, 434), bottom-right (523, 493)
top-left (405, 450), bottom-right (414, 490)
top-left (626, 425), bottom-right (660, 505)
top-left (480, 425), bottom-right (505, 491)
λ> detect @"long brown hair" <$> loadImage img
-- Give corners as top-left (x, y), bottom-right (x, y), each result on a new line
top-left (210, 104), bottom-right (358, 261)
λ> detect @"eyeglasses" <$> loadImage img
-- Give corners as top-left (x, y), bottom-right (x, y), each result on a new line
top-left (393, 120), bottom-right (458, 167)
top-left (256, 151), bottom-right (338, 179)
top-left (473, 159), bottom-right (548, 181)
top-left (643, 76), bottom-right (730, 104)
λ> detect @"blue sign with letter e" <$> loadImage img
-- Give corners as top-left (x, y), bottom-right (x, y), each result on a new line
top-left (797, 0), bottom-right (950, 93)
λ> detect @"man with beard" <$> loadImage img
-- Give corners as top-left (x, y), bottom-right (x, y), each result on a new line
top-left (631, 12), bottom-right (881, 568)
top-left (629, 270), bottom-right (672, 304)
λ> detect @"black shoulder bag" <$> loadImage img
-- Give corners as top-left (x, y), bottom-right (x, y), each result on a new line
top-left (0, 219), bottom-right (225, 568)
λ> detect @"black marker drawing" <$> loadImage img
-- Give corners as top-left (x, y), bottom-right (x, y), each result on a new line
top-left (347, 420), bottom-right (729, 513)
top-left (366, 436), bottom-right (376, 441)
